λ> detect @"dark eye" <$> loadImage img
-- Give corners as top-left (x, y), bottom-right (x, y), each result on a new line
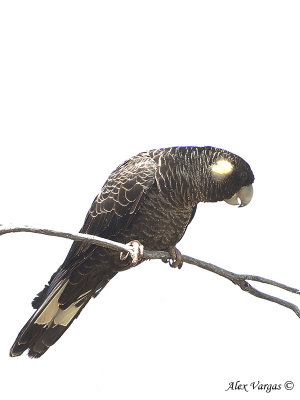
top-left (239, 170), bottom-right (248, 183)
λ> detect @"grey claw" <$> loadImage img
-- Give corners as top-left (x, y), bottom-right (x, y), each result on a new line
top-left (120, 240), bottom-right (144, 266)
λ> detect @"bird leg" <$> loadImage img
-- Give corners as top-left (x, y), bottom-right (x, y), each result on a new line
top-left (120, 240), bottom-right (144, 266)
top-left (167, 246), bottom-right (183, 269)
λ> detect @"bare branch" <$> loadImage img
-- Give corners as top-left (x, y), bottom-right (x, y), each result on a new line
top-left (0, 224), bottom-right (299, 318)
top-left (0, 224), bottom-right (133, 253)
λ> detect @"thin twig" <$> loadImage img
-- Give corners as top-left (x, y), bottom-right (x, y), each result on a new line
top-left (0, 224), bottom-right (133, 253)
top-left (0, 224), bottom-right (299, 318)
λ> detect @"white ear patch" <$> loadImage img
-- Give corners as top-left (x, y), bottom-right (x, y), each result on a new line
top-left (211, 159), bottom-right (233, 179)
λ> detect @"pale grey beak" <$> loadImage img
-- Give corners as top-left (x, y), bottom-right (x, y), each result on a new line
top-left (224, 184), bottom-right (253, 207)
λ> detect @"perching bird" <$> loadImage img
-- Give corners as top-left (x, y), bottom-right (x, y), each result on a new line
top-left (10, 146), bottom-right (254, 358)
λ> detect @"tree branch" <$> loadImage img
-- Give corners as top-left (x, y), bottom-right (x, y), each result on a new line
top-left (0, 224), bottom-right (299, 318)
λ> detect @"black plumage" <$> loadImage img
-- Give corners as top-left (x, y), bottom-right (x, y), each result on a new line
top-left (10, 146), bottom-right (254, 358)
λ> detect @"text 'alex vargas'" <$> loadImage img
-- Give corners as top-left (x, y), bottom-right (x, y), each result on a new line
top-left (226, 380), bottom-right (284, 393)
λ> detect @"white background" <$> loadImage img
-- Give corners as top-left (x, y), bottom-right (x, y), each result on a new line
top-left (0, 1), bottom-right (299, 399)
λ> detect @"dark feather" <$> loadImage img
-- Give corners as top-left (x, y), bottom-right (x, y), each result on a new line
top-left (10, 146), bottom-right (254, 357)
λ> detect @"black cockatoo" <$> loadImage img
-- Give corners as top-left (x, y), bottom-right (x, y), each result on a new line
top-left (10, 146), bottom-right (254, 358)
